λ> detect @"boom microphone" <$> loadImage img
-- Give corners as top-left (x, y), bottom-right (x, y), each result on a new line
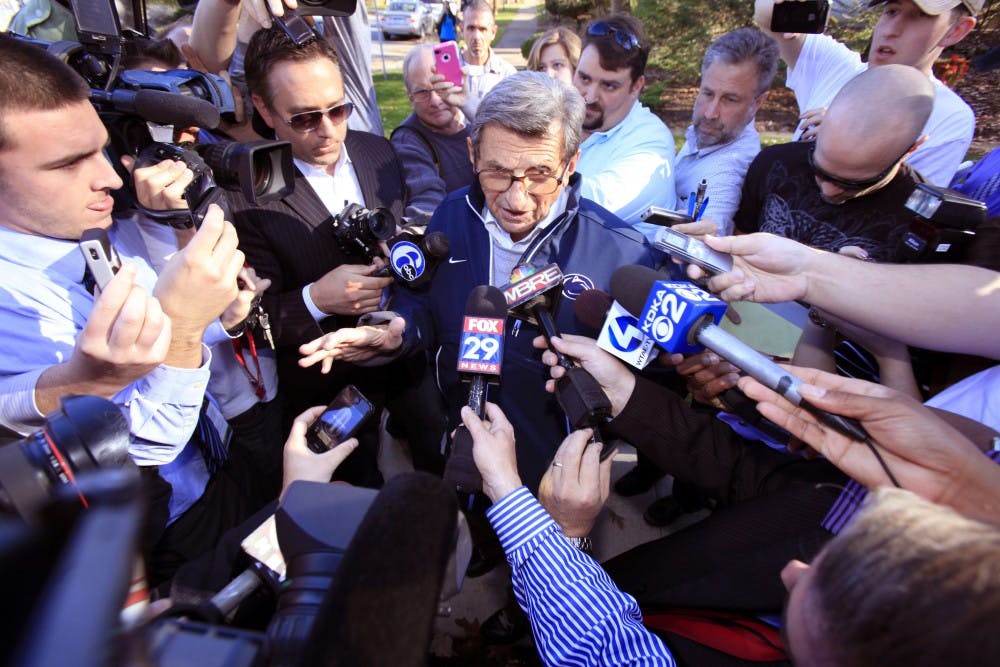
top-left (610, 265), bottom-right (869, 442)
top-left (89, 88), bottom-right (221, 128)
top-left (443, 285), bottom-right (507, 494)
top-left (574, 288), bottom-right (659, 370)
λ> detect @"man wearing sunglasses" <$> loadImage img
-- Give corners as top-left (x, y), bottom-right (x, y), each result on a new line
top-left (572, 14), bottom-right (677, 241)
top-left (734, 64), bottom-right (934, 263)
top-left (224, 26), bottom-right (412, 486)
top-left (756, 0), bottom-right (980, 187)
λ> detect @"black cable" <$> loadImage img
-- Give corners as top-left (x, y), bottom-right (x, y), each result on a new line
top-left (863, 436), bottom-right (902, 488)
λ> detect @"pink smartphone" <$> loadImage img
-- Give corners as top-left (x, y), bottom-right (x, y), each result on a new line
top-left (433, 40), bottom-right (463, 89)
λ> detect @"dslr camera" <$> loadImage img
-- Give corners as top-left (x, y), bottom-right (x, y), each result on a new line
top-left (330, 202), bottom-right (397, 261)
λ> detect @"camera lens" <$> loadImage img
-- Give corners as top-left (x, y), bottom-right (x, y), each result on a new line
top-left (366, 207), bottom-right (396, 241)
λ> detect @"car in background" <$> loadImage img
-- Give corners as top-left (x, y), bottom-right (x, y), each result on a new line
top-left (379, 1), bottom-right (434, 40)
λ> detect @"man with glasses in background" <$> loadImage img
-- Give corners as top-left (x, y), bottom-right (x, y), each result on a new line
top-left (223, 26), bottom-right (406, 487)
top-left (573, 14), bottom-right (677, 241)
top-left (734, 64), bottom-right (934, 262)
top-left (391, 44), bottom-right (475, 221)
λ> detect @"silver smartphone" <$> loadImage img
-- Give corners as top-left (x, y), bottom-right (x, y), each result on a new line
top-left (79, 228), bottom-right (122, 292)
top-left (653, 226), bottom-right (733, 275)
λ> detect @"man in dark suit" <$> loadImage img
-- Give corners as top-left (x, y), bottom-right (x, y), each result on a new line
top-left (227, 27), bottom-right (439, 484)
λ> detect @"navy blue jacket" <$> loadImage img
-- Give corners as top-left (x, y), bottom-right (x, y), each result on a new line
top-left (390, 175), bottom-right (657, 489)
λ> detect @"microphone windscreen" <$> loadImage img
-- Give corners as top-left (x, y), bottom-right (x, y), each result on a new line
top-left (423, 231), bottom-right (450, 259)
top-left (610, 265), bottom-right (665, 317)
top-left (573, 289), bottom-right (614, 332)
top-left (302, 472), bottom-right (458, 667)
top-left (132, 89), bottom-right (221, 128)
top-left (465, 284), bottom-right (508, 319)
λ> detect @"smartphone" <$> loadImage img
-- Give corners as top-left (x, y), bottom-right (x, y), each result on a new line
top-left (640, 206), bottom-right (693, 227)
top-left (433, 41), bottom-right (464, 89)
top-left (79, 228), bottom-right (122, 292)
top-left (770, 0), bottom-right (830, 34)
top-left (653, 226), bottom-right (734, 275)
top-left (306, 385), bottom-right (376, 453)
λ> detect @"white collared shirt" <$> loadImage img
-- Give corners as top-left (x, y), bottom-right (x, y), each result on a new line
top-left (481, 188), bottom-right (570, 285)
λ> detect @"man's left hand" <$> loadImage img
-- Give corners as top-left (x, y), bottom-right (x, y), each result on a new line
top-left (539, 429), bottom-right (613, 537)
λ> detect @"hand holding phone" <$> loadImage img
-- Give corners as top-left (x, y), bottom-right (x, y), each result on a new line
top-left (79, 228), bottom-right (122, 292)
top-left (653, 226), bottom-right (734, 275)
top-left (433, 40), bottom-right (464, 89)
top-left (306, 385), bottom-right (375, 453)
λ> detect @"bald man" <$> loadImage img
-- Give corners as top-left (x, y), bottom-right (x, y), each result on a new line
top-left (733, 64), bottom-right (934, 261)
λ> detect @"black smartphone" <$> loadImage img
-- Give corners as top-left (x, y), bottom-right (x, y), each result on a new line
top-left (306, 385), bottom-right (376, 453)
top-left (653, 226), bottom-right (734, 275)
top-left (79, 228), bottom-right (122, 292)
top-left (770, 0), bottom-right (830, 34)
top-left (640, 206), bottom-right (693, 227)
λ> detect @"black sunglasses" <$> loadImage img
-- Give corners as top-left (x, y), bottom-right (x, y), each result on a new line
top-left (285, 102), bottom-right (355, 133)
top-left (587, 21), bottom-right (640, 51)
top-left (807, 144), bottom-right (906, 192)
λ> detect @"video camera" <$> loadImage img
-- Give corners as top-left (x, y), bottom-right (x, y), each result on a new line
top-left (10, 0), bottom-right (295, 227)
top-left (899, 183), bottom-right (988, 263)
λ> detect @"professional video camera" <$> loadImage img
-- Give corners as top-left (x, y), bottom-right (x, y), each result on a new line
top-left (0, 396), bottom-right (130, 526)
top-left (10, 0), bottom-right (295, 227)
top-left (899, 183), bottom-right (987, 263)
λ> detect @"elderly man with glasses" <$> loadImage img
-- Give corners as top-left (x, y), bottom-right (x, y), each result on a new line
top-left (299, 71), bottom-right (657, 494)
top-left (734, 64), bottom-right (935, 262)
top-left (391, 44), bottom-right (476, 221)
top-left (573, 14), bottom-right (678, 241)
top-left (224, 26), bottom-right (419, 487)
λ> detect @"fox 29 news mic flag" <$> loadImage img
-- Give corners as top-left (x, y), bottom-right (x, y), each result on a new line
top-left (610, 265), bottom-right (870, 442)
top-left (574, 289), bottom-right (659, 370)
top-left (444, 285), bottom-right (508, 494)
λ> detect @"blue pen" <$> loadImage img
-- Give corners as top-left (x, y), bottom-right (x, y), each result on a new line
top-left (695, 196), bottom-right (710, 221)
top-left (687, 192), bottom-right (696, 217)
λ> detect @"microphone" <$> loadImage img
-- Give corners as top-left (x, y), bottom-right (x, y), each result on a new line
top-left (501, 265), bottom-right (613, 448)
top-left (610, 265), bottom-right (869, 442)
top-left (379, 230), bottom-right (451, 289)
top-left (89, 88), bottom-right (221, 128)
top-left (443, 285), bottom-right (507, 494)
top-left (574, 288), bottom-right (660, 370)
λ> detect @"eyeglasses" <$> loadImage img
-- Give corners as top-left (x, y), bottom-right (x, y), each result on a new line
top-left (807, 144), bottom-right (906, 192)
top-left (285, 102), bottom-right (355, 133)
top-left (587, 21), bottom-right (640, 51)
top-left (475, 165), bottom-right (569, 195)
top-left (408, 89), bottom-right (435, 103)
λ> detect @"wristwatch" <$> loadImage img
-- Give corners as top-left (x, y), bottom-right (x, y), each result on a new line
top-left (562, 534), bottom-right (593, 554)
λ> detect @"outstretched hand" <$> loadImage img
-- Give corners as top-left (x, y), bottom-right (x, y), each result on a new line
top-left (539, 429), bottom-right (613, 537)
top-left (299, 317), bottom-right (406, 372)
top-left (461, 402), bottom-right (521, 503)
top-left (737, 365), bottom-right (1000, 525)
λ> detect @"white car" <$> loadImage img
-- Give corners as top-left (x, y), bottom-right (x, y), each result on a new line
top-left (379, 1), bottom-right (434, 40)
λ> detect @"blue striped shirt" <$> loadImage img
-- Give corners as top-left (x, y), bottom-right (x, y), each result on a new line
top-left (487, 487), bottom-right (675, 666)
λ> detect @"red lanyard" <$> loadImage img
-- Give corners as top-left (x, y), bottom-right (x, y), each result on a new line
top-left (232, 332), bottom-right (266, 400)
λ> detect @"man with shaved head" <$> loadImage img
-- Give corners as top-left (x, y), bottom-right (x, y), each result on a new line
top-left (733, 64), bottom-right (934, 261)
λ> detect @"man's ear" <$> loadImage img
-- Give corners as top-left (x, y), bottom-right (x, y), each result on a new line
top-left (564, 149), bottom-right (581, 179)
top-left (751, 90), bottom-right (770, 117)
top-left (467, 137), bottom-right (476, 166)
top-left (630, 74), bottom-right (646, 98)
top-left (939, 15), bottom-right (976, 49)
top-left (252, 94), bottom-right (276, 129)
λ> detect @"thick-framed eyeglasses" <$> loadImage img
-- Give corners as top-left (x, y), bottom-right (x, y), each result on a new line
top-left (807, 144), bottom-right (906, 192)
top-left (285, 102), bottom-right (355, 133)
top-left (475, 164), bottom-right (570, 195)
top-left (408, 89), bottom-right (436, 103)
top-left (587, 21), bottom-right (640, 51)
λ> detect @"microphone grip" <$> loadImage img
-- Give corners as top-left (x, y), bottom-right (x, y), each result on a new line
top-left (695, 323), bottom-right (870, 443)
top-left (467, 375), bottom-right (487, 418)
top-left (532, 304), bottom-right (572, 369)
top-left (443, 425), bottom-right (483, 494)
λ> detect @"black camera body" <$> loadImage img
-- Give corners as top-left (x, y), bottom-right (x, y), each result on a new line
top-left (330, 203), bottom-right (396, 261)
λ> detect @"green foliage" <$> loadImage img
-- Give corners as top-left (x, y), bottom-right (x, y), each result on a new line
top-left (635, 0), bottom-right (754, 83)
